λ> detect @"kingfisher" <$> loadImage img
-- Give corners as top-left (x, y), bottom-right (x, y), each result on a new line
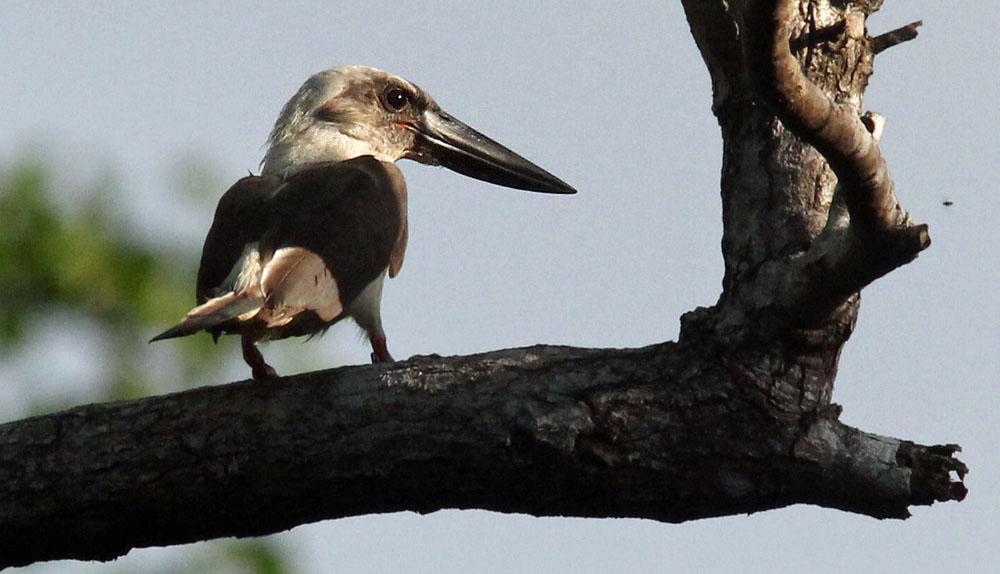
top-left (150, 66), bottom-right (575, 379)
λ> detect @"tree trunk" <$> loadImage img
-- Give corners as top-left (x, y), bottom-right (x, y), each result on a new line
top-left (0, 0), bottom-right (965, 568)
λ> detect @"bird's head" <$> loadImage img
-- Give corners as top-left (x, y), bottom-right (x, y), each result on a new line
top-left (261, 66), bottom-right (574, 194)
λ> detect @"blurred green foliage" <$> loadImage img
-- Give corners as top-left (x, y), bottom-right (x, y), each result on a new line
top-left (0, 157), bottom-right (233, 403)
top-left (0, 162), bottom-right (165, 338)
top-left (0, 157), bottom-right (294, 573)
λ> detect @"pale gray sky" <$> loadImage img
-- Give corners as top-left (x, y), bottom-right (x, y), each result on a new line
top-left (2, 1), bottom-right (996, 572)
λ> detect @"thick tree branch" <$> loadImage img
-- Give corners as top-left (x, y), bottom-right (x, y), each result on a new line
top-left (0, 345), bottom-right (966, 567)
top-left (741, 0), bottom-right (930, 322)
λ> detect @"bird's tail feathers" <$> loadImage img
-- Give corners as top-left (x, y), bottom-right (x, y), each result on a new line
top-left (149, 292), bottom-right (262, 343)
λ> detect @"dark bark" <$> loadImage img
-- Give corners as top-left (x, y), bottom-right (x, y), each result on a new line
top-left (0, 0), bottom-right (966, 567)
top-left (0, 344), bottom-right (965, 567)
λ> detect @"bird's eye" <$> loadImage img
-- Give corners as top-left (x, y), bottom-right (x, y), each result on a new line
top-left (383, 87), bottom-right (410, 112)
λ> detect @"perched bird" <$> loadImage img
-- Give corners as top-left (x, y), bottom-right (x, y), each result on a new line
top-left (151, 66), bottom-right (575, 379)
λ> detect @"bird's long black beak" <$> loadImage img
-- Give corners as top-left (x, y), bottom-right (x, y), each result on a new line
top-left (408, 109), bottom-right (576, 194)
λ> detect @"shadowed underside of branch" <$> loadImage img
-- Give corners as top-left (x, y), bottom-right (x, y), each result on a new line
top-left (0, 343), bottom-right (965, 566)
top-left (0, 0), bottom-right (967, 568)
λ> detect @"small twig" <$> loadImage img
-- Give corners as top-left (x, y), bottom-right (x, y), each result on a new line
top-left (871, 20), bottom-right (922, 54)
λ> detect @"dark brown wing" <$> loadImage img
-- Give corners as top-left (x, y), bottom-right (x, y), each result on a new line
top-left (195, 157), bottom-right (405, 319)
top-left (264, 157), bottom-right (404, 309)
top-left (386, 165), bottom-right (408, 277)
top-left (196, 174), bottom-right (284, 303)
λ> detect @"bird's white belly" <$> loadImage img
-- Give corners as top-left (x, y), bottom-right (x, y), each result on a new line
top-left (348, 268), bottom-right (388, 334)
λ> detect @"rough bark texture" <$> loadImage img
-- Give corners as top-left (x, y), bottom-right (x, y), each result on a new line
top-left (0, 0), bottom-right (966, 567)
top-left (0, 344), bottom-right (966, 567)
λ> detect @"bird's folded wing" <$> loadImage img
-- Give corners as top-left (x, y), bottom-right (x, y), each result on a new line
top-left (196, 174), bottom-right (284, 303)
top-left (196, 158), bottom-right (404, 315)
top-left (260, 247), bottom-right (343, 326)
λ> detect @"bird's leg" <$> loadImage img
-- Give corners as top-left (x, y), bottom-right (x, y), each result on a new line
top-left (241, 334), bottom-right (277, 380)
top-left (369, 332), bottom-right (394, 364)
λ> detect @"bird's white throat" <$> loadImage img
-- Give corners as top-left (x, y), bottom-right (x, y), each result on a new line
top-left (261, 126), bottom-right (396, 176)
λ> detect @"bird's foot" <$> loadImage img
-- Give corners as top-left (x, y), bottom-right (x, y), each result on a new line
top-left (370, 334), bottom-right (395, 364)
top-left (251, 364), bottom-right (278, 381)
top-left (242, 335), bottom-right (278, 381)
